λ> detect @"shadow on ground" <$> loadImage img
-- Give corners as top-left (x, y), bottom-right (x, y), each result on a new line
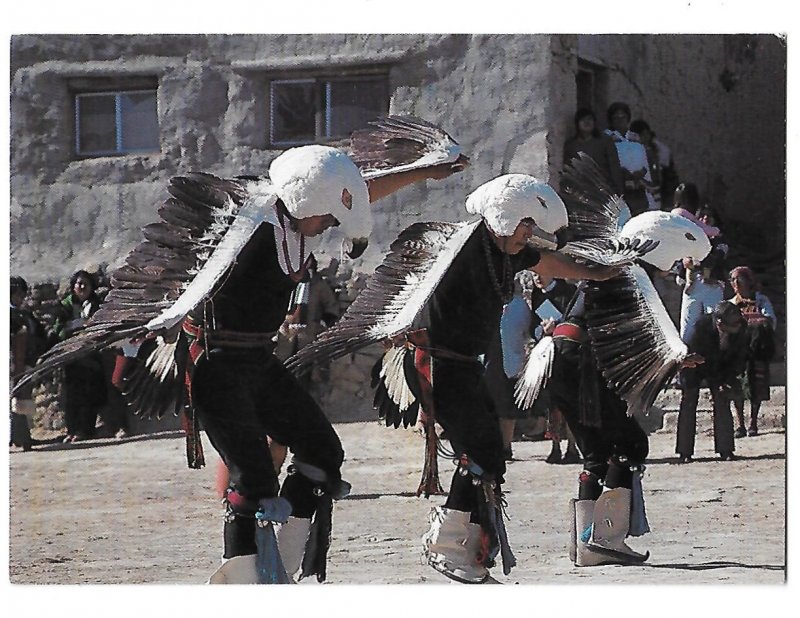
top-left (644, 561), bottom-right (785, 572)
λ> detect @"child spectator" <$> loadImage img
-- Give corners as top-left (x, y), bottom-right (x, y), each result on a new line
top-left (672, 188), bottom-right (727, 344)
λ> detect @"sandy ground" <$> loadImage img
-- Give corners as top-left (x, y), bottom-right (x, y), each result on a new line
top-left (8, 419), bottom-right (786, 588)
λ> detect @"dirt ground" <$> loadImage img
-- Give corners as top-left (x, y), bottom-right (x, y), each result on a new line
top-left (8, 419), bottom-right (786, 591)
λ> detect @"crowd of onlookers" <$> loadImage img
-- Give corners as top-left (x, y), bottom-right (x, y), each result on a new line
top-left (10, 270), bottom-right (115, 450)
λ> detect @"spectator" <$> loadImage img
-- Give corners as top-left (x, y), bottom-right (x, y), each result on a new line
top-left (484, 272), bottom-right (534, 461)
top-left (653, 133), bottom-right (679, 210)
top-left (529, 271), bottom-right (581, 464)
top-left (672, 189), bottom-right (727, 344)
top-left (629, 119), bottom-right (662, 210)
top-left (727, 266), bottom-right (777, 437)
top-left (604, 102), bottom-right (656, 214)
top-left (563, 108), bottom-right (625, 194)
top-left (53, 270), bottom-right (107, 443)
top-left (10, 276), bottom-right (45, 451)
top-left (676, 302), bottom-right (749, 463)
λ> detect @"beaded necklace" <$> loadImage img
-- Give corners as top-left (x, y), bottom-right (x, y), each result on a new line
top-left (481, 225), bottom-right (514, 303)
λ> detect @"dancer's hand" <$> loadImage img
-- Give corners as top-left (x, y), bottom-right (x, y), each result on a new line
top-left (681, 353), bottom-right (704, 368)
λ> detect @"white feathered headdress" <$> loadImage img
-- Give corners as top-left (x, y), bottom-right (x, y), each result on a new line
top-left (269, 145), bottom-right (372, 242)
top-left (619, 210), bottom-right (711, 270)
top-left (465, 174), bottom-right (569, 236)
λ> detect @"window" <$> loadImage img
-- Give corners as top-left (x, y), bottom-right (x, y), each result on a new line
top-left (75, 89), bottom-right (159, 156)
top-left (269, 75), bottom-right (389, 146)
top-left (575, 58), bottom-right (608, 124)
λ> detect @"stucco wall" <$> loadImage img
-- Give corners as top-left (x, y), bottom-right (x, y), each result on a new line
top-left (10, 33), bottom-right (569, 283)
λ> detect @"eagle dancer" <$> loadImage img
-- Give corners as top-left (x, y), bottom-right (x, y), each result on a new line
top-left (13, 117), bottom-right (467, 584)
top-left (514, 155), bottom-right (710, 566)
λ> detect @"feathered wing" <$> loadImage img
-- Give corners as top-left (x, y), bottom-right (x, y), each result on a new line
top-left (560, 153), bottom-right (631, 241)
top-left (583, 264), bottom-right (687, 416)
top-left (349, 115), bottom-right (463, 181)
top-left (13, 174), bottom-right (273, 407)
top-left (556, 153), bottom-right (661, 266)
top-left (286, 219), bottom-right (482, 373)
top-left (120, 337), bottom-right (187, 420)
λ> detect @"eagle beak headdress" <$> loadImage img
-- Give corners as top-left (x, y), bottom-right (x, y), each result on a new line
top-left (464, 173), bottom-right (569, 236)
top-left (269, 145), bottom-right (372, 259)
top-left (619, 210), bottom-right (711, 271)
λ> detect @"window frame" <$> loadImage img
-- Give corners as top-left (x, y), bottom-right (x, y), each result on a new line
top-left (575, 58), bottom-right (609, 127)
top-left (268, 73), bottom-right (389, 148)
top-left (74, 88), bottom-right (160, 158)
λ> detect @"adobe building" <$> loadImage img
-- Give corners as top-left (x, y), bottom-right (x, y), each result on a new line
top-left (10, 34), bottom-right (786, 423)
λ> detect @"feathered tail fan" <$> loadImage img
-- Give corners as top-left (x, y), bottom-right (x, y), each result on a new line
top-left (370, 347), bottom-right (421, 429)
top-left (369, 336), bottom-right (444, 497)
top-left (513, 336), bottom-right (555, 410)
top-left (121, 336), bottom-right (187, 421)
top-left (558, 154), bottom-right (663, 266)
top-left (350, 115), bottom-right (463, 180)
top-left (285, 220), bottom-right (482, 374)
top-left (584, 264), bottom-right (687, 416)
top-left (561, 237), bottom-right (660, 267)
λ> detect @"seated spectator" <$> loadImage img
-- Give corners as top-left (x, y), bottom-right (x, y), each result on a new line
top-left (604, 102), bottom-right (656, 214)
top-left (676, 302), bottom-right (748, 463)
top-left (53, 270), bottom-right (107, 443)
top-left (563, 108), bottom-right (625, 194)
top-left (727, 266), bottom-right (777, 437)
